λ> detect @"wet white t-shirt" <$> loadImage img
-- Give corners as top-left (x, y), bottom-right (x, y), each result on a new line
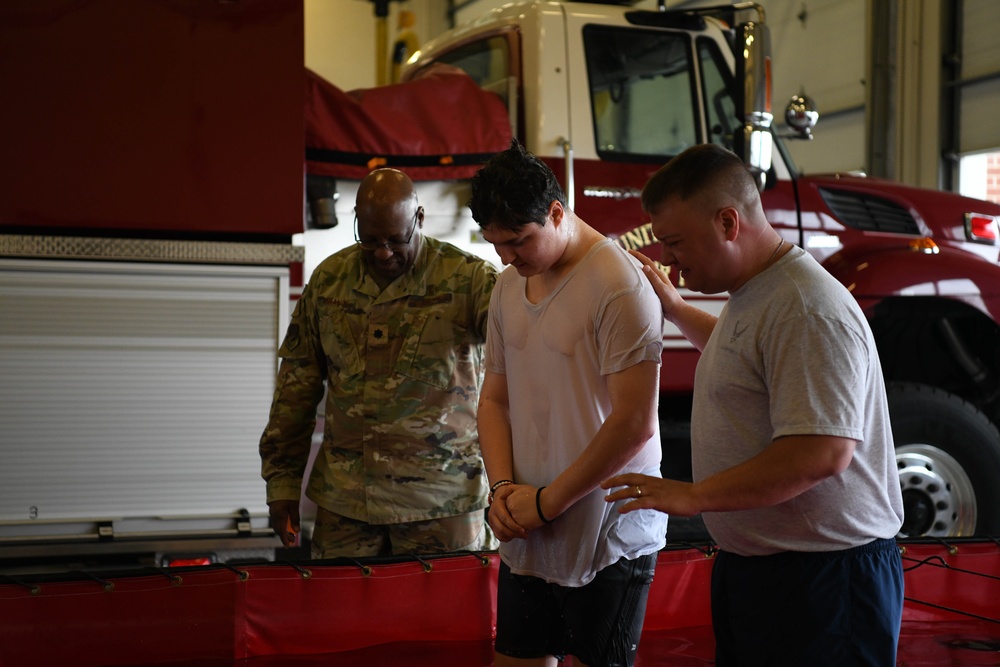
top-left (485, 239), bottom-right (668, 586)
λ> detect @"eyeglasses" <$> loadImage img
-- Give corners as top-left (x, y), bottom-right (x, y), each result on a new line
top-left (354, 209), bottom-right (420, 252)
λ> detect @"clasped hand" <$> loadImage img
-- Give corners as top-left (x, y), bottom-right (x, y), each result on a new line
top-left (487, 483), bottom-right (546, 541)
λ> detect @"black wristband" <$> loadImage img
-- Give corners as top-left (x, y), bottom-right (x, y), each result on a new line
top-left (535, 486), bottom-right (553, 524)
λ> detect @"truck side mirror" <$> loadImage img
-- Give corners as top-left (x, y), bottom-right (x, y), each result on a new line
top-left (784, 94), bottom-right (819, 139)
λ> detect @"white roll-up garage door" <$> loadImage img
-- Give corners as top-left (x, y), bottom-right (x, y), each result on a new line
top-left (0, 259), bottom-right (287, 539)
top-left (959, 0), bottom-right (1000, 154)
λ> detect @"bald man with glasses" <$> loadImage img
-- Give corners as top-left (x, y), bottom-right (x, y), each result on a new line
top-left (260, 168), bottom-right (499, 558)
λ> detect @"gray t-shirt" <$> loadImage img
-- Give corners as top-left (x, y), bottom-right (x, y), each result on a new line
top-left (485, 239), bottom-right (667, 586)
top-left (693, 245), bottom-right (904, 556)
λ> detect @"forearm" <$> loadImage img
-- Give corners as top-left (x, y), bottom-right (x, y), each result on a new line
top-left (669, 301), bottom-right (717, 353)
top-left (477, 395), bottom-right (514, 484)
top-left (545, 411), bottom-right (655, 517)
top-left (260, 425), bottom-right (315, 490)
top-left (605, 435), bottom-right (857, 517)
top-left (259, 359), bottom-right (325, 495)
top-left (542, 360), bottom-right (660, 519)
top-left (691, 435), bottom-right (856, 512)
top-left (478, 375), bottom-right (530, 540)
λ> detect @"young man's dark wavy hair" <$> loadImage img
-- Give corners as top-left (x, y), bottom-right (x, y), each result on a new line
top-left (468, 139), bottom-right (567, 231)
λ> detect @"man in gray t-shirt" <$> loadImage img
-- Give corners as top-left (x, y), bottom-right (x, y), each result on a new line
top-left (604, 144), bottom-right (904, 667)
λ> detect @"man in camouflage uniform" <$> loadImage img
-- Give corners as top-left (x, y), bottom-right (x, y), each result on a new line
top-left (259, 168), bottom-right (498, 557)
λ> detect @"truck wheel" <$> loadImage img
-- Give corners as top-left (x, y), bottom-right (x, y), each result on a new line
top-left (887, 382), bottom-right (1000, 537)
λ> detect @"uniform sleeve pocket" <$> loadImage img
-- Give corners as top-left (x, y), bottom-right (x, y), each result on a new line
top-left (318, 304), bottom-right (364, 381)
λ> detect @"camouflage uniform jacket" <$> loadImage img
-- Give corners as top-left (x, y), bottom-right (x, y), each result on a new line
top-left (259, 236), bottom-right (497, 524)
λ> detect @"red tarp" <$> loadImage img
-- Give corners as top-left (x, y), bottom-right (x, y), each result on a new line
top-left (1, 542), bottom-right (999, 666)
top-left (305, 66), bottom-right (513, 182)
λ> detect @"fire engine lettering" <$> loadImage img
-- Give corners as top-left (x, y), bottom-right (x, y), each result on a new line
top-left (615, 223), bottom-right (655, 252)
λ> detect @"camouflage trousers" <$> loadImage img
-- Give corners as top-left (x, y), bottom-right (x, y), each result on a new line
top-left (311, 506), bottom-right (498, 558)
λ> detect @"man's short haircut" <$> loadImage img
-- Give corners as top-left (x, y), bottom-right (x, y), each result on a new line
top-left (641, 144), bottom-right (754, 214)
top-left (468, 139), bottom-right (567, 230)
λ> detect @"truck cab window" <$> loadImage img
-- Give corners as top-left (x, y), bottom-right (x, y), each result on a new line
top-left (434, 35), bottom-right (511, 105)
top-left (430, 34), bottom-right (517, 137)
top-left (698, 37), bottom-right (738, 153)
top-left (583, 26), bottom-right (698, 161)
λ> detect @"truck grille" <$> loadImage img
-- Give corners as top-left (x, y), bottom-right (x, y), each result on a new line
top-left (818, 188), bottom-right (920, 235)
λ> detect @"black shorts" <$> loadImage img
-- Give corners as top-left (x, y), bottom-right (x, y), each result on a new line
top-left (711, 538), bottom-right (904, 667)
top-left (494, 553), bottom-right (657, 667)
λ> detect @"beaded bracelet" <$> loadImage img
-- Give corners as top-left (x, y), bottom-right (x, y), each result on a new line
top-left (535, 486), bottom-right (553, 524)
top-left (488, 479), bottom-right (513, 505)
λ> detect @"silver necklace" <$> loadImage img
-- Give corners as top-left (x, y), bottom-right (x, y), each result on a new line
top-left (765, 238), bottom-right (784, 269)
